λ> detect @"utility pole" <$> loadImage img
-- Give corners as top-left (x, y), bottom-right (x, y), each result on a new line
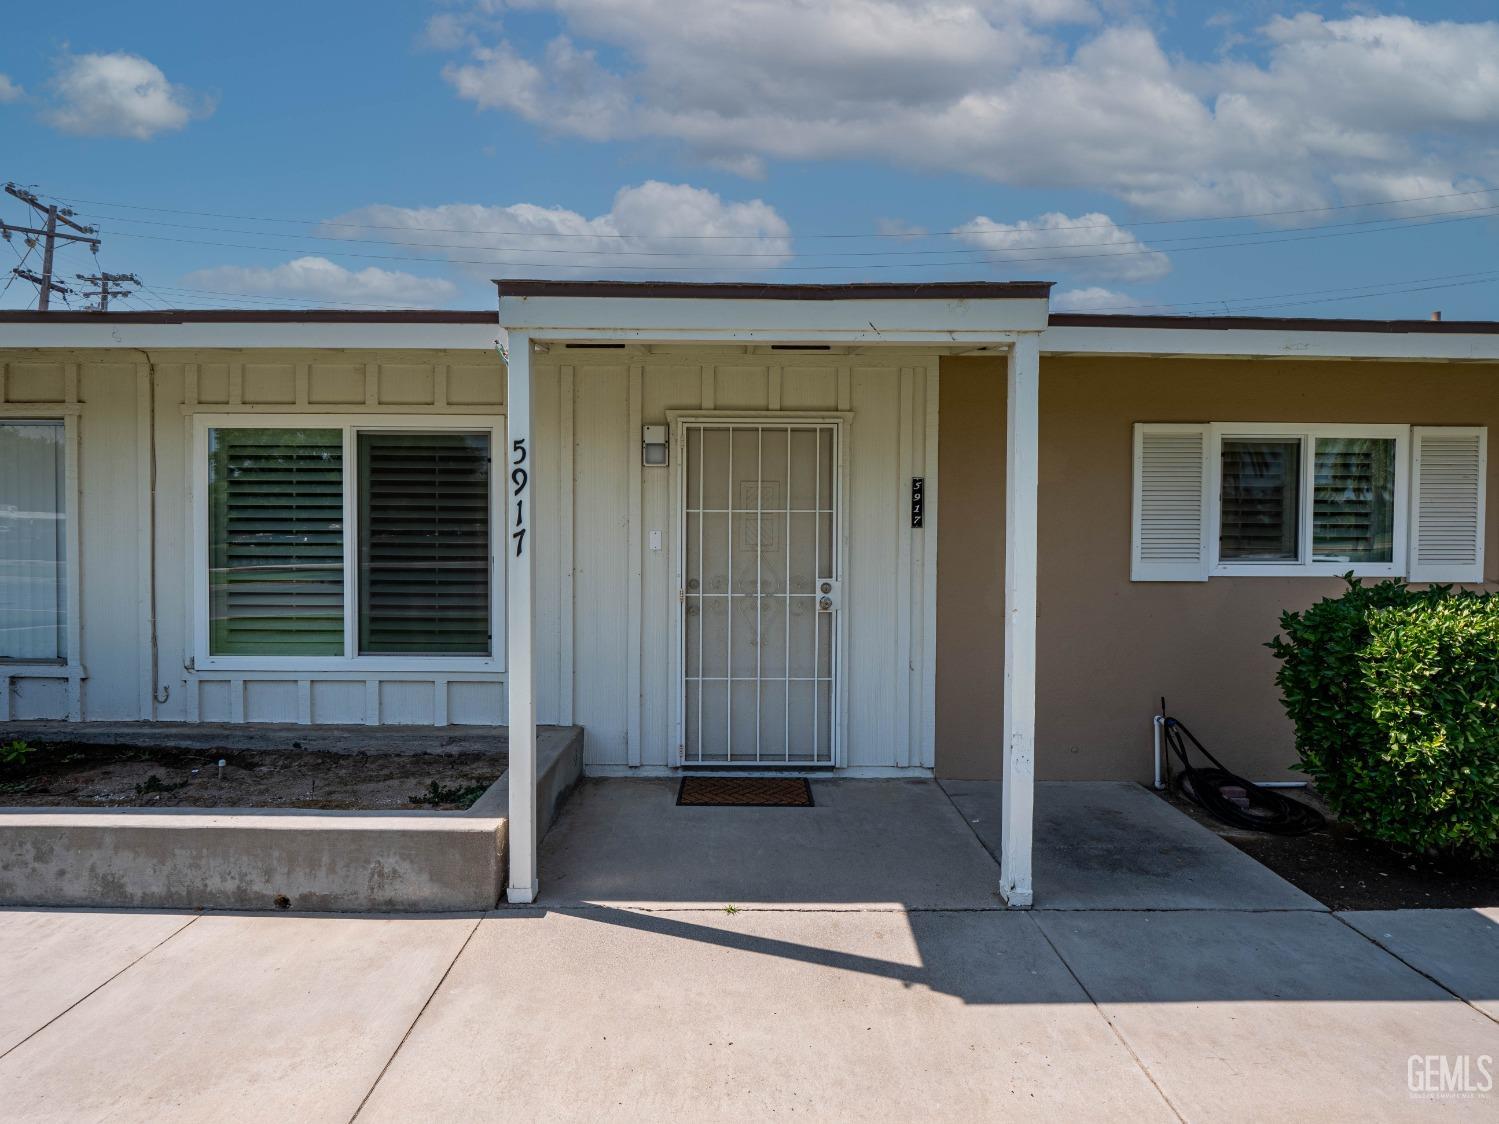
top-left (76, 271), bottom-right (141, 312)
top-left (1, 183), bottom-right (100, 310)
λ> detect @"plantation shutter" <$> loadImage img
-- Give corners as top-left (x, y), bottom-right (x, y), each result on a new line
top-left (357, 432), bottom-right (491, 654)
top-left (208, 428), bottom-right (344, 655)
top-left (1311, 437), bottom-right (1397, 563)
top-left (1408, 427), bottom-right (1488, 583)
top-left (1131, 423), bottom-right (1211, 581)
top-left (1218, 437), bottom-right (1301, 562)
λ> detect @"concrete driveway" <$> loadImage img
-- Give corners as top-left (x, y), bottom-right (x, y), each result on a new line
top-left (1, 779), bottom-right (1496, 1121)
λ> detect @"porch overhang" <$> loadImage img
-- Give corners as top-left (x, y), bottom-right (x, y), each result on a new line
top-left (497, 279), bottom-right (1047, 908)
top-left (496, 280), bottom-right (1051, 347)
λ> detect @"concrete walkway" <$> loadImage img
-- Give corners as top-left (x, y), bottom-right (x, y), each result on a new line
top-left (1, 779), bottom-right (1495, 1121)
top-left (942, 780), bottom-right (1324, 910)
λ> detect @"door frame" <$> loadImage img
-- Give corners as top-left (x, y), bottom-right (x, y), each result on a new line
top-left (668, 411), bottom-right (853, 769)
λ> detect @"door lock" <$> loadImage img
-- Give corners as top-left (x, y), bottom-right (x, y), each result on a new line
top-left (817, 579), bottom-right (840, 612)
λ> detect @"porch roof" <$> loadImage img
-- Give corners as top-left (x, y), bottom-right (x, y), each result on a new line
top-left (495, 279), bottom-right (1054, 345)
top-left (493, 280), bottom-right (1054, 300)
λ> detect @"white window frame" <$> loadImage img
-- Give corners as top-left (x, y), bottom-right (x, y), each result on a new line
top-left (0, 411), bottom-right (81, 670)
top-left (1208, 422), bottom-right (1410, 578)
top-left (191, 413), bottom-right (504, 673)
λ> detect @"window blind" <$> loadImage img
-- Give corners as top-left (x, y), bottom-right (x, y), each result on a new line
top-left (1312, 437), bottom-right (1395, 562)
top-left (1219, 438), bottom-right (1301, 561)
top-left (208, 428), bottom-right (344, 656)
top-left (357, 432), bottom-right (491, 655)
top-left (0, 421), bottom-right (66, 660)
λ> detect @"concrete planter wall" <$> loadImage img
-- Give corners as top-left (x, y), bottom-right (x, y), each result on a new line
top-left (0, 807), bottom-right (509, 913)
top-left (0, 727), bottom-right (583, 913)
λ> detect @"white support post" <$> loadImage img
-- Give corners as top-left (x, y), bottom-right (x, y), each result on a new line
top-left (1000, 333), bottom-right (1040, 909)
top-left (506, 331), bottom-right (539, 904)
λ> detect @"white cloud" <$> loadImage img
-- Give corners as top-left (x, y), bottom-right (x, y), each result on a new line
top-left (419, 0), bottom-right (507, 51)
top-left (0, 74), bottom-right (23, 103)
top-left (44, 52), bottom-right (212, 139)
top-left (1327, 171), bottom-right (1492, 219)
top-left (954, 211), bottom-right (1169, 281)
top-left (183, 257), bottom-right (458, 307)
top-left (1051, 286), bottom-right (1137, 312)
top-left (432, 5), bottom-right (1499, 217)
top-left (323, 180), bottom-right (792, 278)
top-left (421, 13), bottom-right (475, 51)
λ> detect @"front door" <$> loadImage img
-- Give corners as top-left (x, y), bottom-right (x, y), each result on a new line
top-left (680, 421), bottom-right (840, 766)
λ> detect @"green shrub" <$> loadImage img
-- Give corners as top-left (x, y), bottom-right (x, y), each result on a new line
top-left (1268, 578), bottom-right (1499, 857)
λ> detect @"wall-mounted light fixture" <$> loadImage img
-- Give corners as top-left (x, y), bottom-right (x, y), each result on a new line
top-left (642, 424), bottom-right (669, 466)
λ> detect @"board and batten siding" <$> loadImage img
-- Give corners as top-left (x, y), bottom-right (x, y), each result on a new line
top-left (0, 349), bottom-right (510, 726)
top-left (548, 347), bottom-right (940, 771)
top-left (1, 345), bottom-right (940, 770)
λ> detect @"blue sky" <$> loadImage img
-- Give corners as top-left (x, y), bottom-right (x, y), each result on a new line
top-left (4, 1), bottom-right (1499, 317)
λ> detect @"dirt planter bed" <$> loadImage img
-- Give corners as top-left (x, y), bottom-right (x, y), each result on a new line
top-left (1155, 786), bottom-right (1499, 911)
top-left (0, 725), bottom-right (584, 913)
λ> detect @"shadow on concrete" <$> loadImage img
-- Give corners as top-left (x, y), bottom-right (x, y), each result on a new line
top-left (535, 776), bottom-right (1319, 912)
top-left (550, 900), bottom-right (1499, 1013)
top-left (522, 777), bottom-right (1499, 1017)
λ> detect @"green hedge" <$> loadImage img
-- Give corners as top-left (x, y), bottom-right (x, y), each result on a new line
top-left (1268, 578), bottom-right (1499, 857)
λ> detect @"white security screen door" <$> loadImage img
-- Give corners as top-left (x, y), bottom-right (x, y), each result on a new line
top-left (682, 422), bottom-right (840, 766)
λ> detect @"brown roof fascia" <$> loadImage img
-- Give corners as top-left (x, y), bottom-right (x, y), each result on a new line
top-left (0, 310), bottom-right (497, 324)
top-left (494, 280), bottom-right (1055, 300)
top-left (1048, 312), bottom-right (1499, 335)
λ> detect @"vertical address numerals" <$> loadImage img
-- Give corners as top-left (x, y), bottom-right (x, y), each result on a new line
top-left (511, 437), bottom-right (528, 557)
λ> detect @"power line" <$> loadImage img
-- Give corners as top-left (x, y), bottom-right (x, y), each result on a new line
top-left (146, 281), bottom-right (429, 310)
top-left (64, 199), bottom-right (1499, 260)
top-left (124, 266), bottom-right (1499, 321)
top-left (44, 183), bottom-right (1499, 240)
top-left (1064, 267), bottom-right (1499, 314)
top-left (90, 203), bottom-right (1499, 273)
top-left (1192, 274), bottom-right (1499, 316)
top-left (2, 183), bottom-right (102, 310)
top-left (75, 271), bottom-right (141, 312)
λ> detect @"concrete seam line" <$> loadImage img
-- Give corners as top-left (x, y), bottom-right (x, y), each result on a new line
top-left (1329, 912), bottom-right (1499, 1029)
top-left (348, 913), bottom-right (484, 1123)
top-left (932, 778), bottom-right (1003, 867)
top-left (0, 911), bottom-right (202, 1063)
top-left (520, 904), bottom-right (1328, 915)
top-left (1025, 912), bottom-right (1188, 1124)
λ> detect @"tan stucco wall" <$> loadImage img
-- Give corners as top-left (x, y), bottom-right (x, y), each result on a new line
top-left (936, 354), bottom-right (1499, 782)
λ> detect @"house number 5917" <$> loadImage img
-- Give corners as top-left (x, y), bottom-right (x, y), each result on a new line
top-left (511, 437), bottom-right (528, 557)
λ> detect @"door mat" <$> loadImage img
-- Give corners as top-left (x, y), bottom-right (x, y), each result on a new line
top-left (677, 777), bottom-right (815, 807)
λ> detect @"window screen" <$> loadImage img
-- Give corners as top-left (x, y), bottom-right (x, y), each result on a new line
top-left (0, 421), bottom-right (66, 660)
top-left (208, 428), bottom-right (344, 655)
top-left (357, 432), bottom-right (491, 655)
top-left (1219, 438), bottom-right (1301, 562)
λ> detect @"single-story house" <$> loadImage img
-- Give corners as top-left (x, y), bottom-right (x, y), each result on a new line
top-left (0, 281), bottom-right (1492, 905)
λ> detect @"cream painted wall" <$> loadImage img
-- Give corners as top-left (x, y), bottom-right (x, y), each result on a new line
top-left (1, 349), bottom-right (507, 725)
top-left (542, 346), bottom-right (940, 771)
top-left (1, 345), bottom-right (941, 777)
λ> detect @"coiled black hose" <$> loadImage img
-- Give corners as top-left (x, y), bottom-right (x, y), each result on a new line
top-left (1161, 708), bottom-right (1325, 836)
